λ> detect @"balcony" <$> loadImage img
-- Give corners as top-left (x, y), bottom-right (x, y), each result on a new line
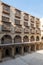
top-left (24, 27), bottom-right (29, 33)
top-left (14, 26), bottom-right (22, 33)
top-left (2, 3), bottom-right (10, 15)
top-left (30, 23), bottom-right (35, 28)
top-left (36, 18), bottom-right (40, 24)
top-left (15, 19), bottom-right (21, 26)
top-left (36, 21), bottom-right (39, 24)
top-left (24, 22), bottom-right (29, 27)
top-left (15, 9), bottom-right (21, 18)
top-left (30, 16), bottom-right (34, 23)
top-left (24, 13), bottom-right (29, 21)
top-left (36, 28), bottom-right (41, 34)
top-left (30, 29), bottom-right (35, 34)
top-left (2, 16), bottom-right (10, 23)
top-left (36, 24), bottom-right (40, 28)
top-left (2, 25), bottom-right (11, 32)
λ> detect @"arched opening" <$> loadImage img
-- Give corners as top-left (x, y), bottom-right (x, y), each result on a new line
top-left (14, 35), bottom-right (22, 43)
top-left (2, 48), bottom-right (12, 58)
top-left (36, 36), bottom-right (40, 41)
top-left (15, 47), bottom-right (21, 55)
top-left (24, 46), bottom-right (29, 53)
top-left (5, 49), bottom-right (10, 57)
top-left (1, 35), bottom-right (12, 44)
top-left (41, 36), bottom-right (43, 40)
top-left (30, 36), bottom-right (35, 41)
top-left (23, 36), bottom-right (29, 42)
top-left (31, 45), bottom-right (35, 51)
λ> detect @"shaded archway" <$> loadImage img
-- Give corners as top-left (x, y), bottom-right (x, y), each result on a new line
top-left (24, 46), bottom-right (29, 53)
top-left (36, 36), bottom-right (40, 41)
top-left (30, 36), bottom-right (35, 41)
top-left (14, 35), bottom-right (22, 43)
top-left (15, 46), bottom-right (21, 55)
top-left (23, 36), bottom-right (29, 42)
top-left (1, 35), bottom-right (12, 44)
top-left (31, 45), bottom-right (35, 51)
top-left (2, 47), bottom-right (12, 58)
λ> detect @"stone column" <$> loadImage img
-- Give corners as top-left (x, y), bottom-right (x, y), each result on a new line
top-left (12, 39), bottom-right (14, 44)
top-left (28, 45), bottom-right (31, 53)
top-left (21, 46), bottom-right (24, 55)
top-left (0, 48), bottom-right (2, 62)
top-left (22, 37), bottom-right (23, 43)
top-left (12, 47), bottom-right (15, 58)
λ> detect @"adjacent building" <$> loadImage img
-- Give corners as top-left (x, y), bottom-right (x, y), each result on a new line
top-left (0, 1), bottom-right (41, 62)
top-left (40, 18), bottom-right (43, 41)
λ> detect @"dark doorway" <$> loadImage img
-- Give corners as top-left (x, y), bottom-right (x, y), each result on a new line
top-left (5, 49), bottom-right (10, 57)
top-left (24, 47), bottom-right (28, 52)
top-left (15, 47), bottom-right (21, 55)
top-left (31, 45), bottom-right (34, 51)
top-left (2, 48), bottom-right (11, 59)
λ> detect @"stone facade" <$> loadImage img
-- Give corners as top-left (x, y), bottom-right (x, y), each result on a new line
top-left (0, 1), bottom-right (41, 62)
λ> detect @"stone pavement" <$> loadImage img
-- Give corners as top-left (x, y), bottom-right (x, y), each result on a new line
top-left (0, 50), bottom-right (43, 65)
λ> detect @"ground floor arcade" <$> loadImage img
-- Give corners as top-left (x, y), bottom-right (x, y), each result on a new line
top-left (0, 34), bottom-right (41, 62)
top-left (0, 42), bottom-right (42, 62)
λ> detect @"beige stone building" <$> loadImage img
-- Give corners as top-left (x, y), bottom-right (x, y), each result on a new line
top-left (0, 1), bottom-right (41, 62)
top-left (40, 18), bottom-right (43, 40)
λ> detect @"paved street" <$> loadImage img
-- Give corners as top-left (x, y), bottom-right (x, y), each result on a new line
top-left (0, 50), bottom-right (43, 65)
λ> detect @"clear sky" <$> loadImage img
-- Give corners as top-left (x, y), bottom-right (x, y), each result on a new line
top-left (1, 0), bottom-right (43, 18)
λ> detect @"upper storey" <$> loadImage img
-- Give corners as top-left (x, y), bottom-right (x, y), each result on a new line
top-left (0, 1), bottom-right (40, 33)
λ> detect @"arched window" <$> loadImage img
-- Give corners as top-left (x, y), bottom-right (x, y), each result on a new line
top-left (14, 35), bottom-right (22, 43)
top-left (30, 36), bottom-right (35, 41)
top-left (36, 36), bottom-right (39, 41)
top-left (1, 35), bottom-right (12, 44)
top-left (23, 36), bottom-right (29, 42)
